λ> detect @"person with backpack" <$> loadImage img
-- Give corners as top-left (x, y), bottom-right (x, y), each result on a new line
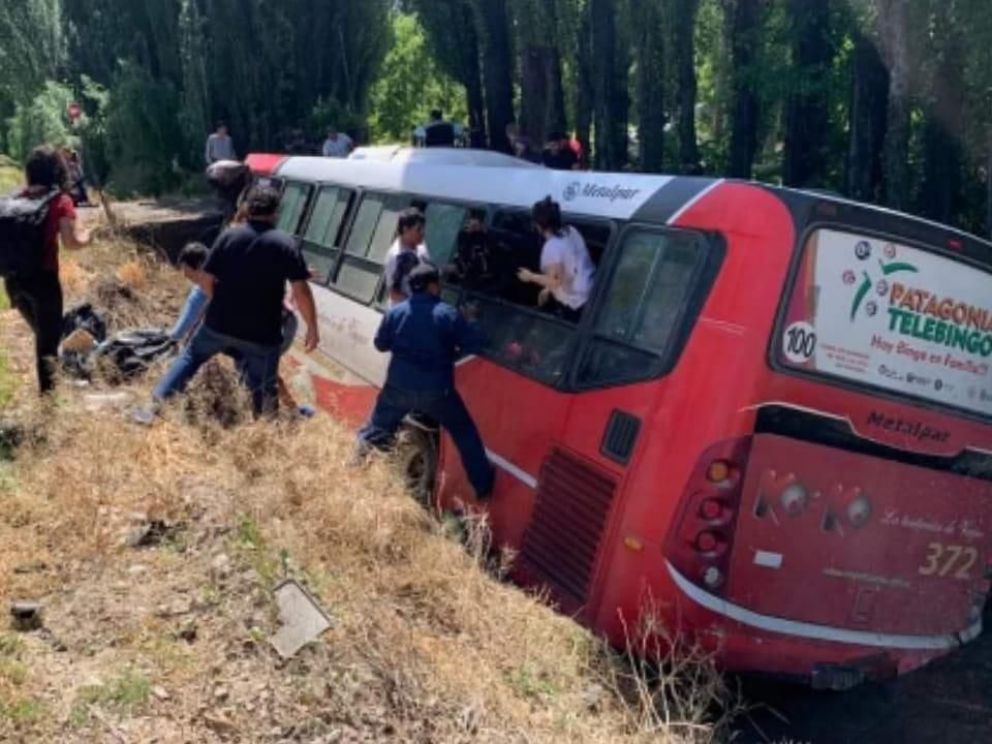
top-left (1, 145), bottom-right (91, 394)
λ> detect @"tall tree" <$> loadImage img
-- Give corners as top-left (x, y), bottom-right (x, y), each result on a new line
top-left (918, 0), bottom-right (966, 223)
top-left (847, 29), bottom-right (889, 202)
top-left (471, 0), bottom-right (515, 151)
top-left (0, 0), bottom-right (66, 149)
top-left (670, 0), bottom-right (702, 173)
top-left (725, 0), bottom-right (762, 179)
top-left (513, 0), bottom-right (567, 146)
top-left (412, 0), bottom-right (487, 147)
top-left (875, 0), bottom-right (912, 210)
top-left (589, 0), bottom-right (629, 169)
top-left (782, 0), bottom-right (834, 187)
top-left (573, 4), bottom-right (594, 161)
top-left (635, 0), bottom-right (666, 172)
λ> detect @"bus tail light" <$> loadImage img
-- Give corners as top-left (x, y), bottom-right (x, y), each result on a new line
top-left (665, 437), bottom-right (753, 597)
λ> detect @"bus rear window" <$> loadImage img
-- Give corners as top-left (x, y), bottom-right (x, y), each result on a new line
top-left (779, 228), bottom-right (992, 419)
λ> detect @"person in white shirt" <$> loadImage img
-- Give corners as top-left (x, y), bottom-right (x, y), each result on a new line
top-left (384, 208), bottom-right (431, 306)
top-left (205, 122), bottom-right (237, 165)
top-left (517, 196), bottom-right (595, 322)
top-left (321, 127), bottom-right (354, 158)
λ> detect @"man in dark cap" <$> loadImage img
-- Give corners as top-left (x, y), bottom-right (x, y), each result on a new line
top-left (355, 263), bottom-right (494, 500)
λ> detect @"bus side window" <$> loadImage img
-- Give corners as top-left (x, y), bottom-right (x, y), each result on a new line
top-left (277, 182), bottom-right (311, 235)
top-left (299, 186), bottom-right (353, 283)
top-left (578, 228), bottom-right (707, 388)
top-left (424, 202), bottom-right (470, 268)
top-left (488, 210), bottom-right (543, 306)
top-left (374, 199), bottom-right (471, 307)
top-left (333, 194), bottom-right (385, 302)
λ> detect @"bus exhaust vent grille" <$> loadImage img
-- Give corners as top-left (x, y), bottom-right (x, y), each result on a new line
top-left (521, 449), bottom-right (618, 607)
top-left (601, 410), bottom-right (641, 465)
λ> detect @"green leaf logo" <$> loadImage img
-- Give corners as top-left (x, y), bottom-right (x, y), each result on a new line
top-left (849, 260), bottom-right (918, 321)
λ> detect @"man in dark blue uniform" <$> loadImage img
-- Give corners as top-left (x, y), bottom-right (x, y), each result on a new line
top-left (356, 264), bottom-right (494, 500)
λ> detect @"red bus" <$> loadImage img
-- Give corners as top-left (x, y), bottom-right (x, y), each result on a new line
top-left (248, 149), bottom-right (992, 687)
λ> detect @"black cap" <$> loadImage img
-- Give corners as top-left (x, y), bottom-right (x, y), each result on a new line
top-left (408, 263), bottom-right (440, 293)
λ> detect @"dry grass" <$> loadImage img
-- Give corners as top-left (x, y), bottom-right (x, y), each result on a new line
top-left (0, 214), bottom-right (729, 742)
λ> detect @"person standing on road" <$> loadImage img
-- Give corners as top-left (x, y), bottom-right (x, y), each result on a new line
top-left (2, 145), bottom-right (91, 395)
top-left (205, 122), bottom-right (237, 165)
top-left (384, 208), bottom-right (431, 307)
top-left (355, 263), bottom-right (494, 501)
top-left (149, 186), bottom-right (318, 416)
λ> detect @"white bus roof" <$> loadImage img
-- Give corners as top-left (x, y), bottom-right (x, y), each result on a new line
top-left (275, 154), bottom-right (698, 221)
top-left (348, 145), bottom-right (541, 169)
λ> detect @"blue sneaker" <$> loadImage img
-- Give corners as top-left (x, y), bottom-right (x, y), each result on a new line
top-left (297, 404), bottom-right (317, 419)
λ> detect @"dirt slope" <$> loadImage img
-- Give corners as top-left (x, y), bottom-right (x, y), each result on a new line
top-left (0, 223), bottom-right (724, 742)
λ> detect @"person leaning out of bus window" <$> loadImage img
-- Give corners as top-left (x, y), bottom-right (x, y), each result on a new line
top-left (384, 208), bottom-right (431, 306)
top-left (355, 263), bottom-right (495, 500)
top-left (516, 197), bottom-right (595, 323)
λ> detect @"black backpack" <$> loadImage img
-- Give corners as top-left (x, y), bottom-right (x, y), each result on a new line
top-left (0, 191), bottom-right (59, 278)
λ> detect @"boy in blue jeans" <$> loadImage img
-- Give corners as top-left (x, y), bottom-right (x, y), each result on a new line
top-left (151, 241), bottom-right (315, 419)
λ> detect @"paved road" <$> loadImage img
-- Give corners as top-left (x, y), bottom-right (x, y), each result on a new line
top-left (732, 615), bottom-right (992, 743)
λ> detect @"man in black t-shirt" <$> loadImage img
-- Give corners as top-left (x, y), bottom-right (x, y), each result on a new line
top-left (150, 187), bottom-right (319, 416)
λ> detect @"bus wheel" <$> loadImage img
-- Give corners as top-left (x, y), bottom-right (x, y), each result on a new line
top-left (397, 426), bottom-right (437, 509)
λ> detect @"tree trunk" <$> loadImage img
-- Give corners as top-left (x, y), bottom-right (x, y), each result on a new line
top-left (782, 0), bottom-right (833, 188)
top-left (520, 44), bottom-right (567, 145)
top-left (876, 0), bottom-right (911, 211)
top-left (517, 0), bottom-right (567, 146)
top-left (590, 0), bottom-right (628, 170)
top-left (472, 0), bottom-right (515, 152)
top-left (460, 1), bottom-right (488, 148)
top-left (987, 144), bottom-right (992, 240)
top-left (918, 3), bottom-right (965, 224)
top-left (727, 0), bottom-right (761, 179)
top-left (575, 8), bottom-right (594, 165)
top-left (636, 1), bottom-right (665, 173)
top-left (671, 0), bottom-right (701, 173)
top-left (846, 32), bottom-right (889, 202)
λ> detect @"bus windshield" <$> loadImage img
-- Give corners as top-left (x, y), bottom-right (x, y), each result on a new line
top-left (779, 227), bottom-right (992, 420)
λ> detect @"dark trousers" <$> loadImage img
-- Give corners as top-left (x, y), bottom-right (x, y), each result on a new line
top-left (357, 384), bottom-right (495, 498)
top-left (153, 324), bottom-right (281, 416)
top-left (4, 271), bottom-right (64, 394)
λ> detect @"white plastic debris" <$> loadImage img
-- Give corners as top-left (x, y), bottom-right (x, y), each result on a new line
top-left (269, 580), bottom-right (332, 659)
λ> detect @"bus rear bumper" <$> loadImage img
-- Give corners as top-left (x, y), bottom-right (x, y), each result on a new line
top-left (665, 561), bottom-right (984, 681)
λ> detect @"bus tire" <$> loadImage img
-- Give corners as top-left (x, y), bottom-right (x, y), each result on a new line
top-left (397, 424), bottom-right (438, 510)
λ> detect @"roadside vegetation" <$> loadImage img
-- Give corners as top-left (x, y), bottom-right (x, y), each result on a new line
top-left (0, 219), bottom-right (730, 741)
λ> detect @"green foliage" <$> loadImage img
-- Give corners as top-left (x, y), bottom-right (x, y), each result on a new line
top-left (5, 81), bottom-right (77, 162)
top-left (102, 63), bottom-right (185, 196)
top-left (368, 13), bottom-right (467, 143)
top-left (0, 0), bottom-right (65, 151)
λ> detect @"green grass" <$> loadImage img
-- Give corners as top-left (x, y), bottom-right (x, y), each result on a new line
top-left (70, 669), bottom-right (151, 726)
top-left (0, 158), bottom-right (20, 195)
top-left (0, 353), bottom-right (14, 410)
top-left (0, 697), bottom-right (47, 726)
